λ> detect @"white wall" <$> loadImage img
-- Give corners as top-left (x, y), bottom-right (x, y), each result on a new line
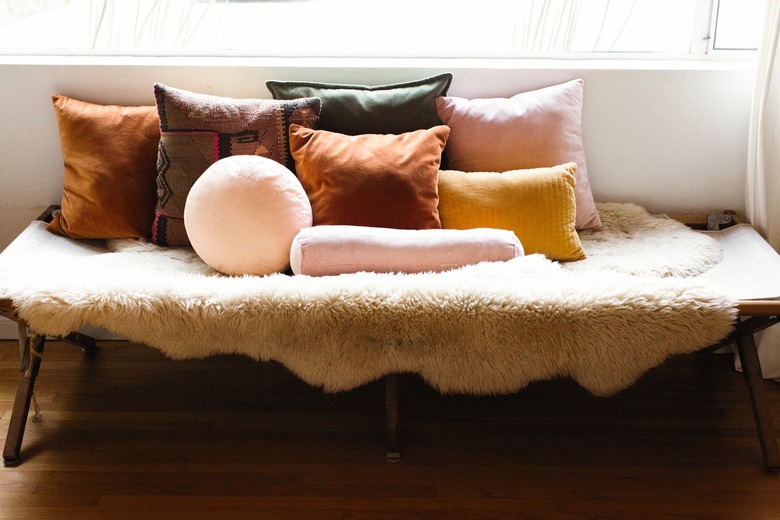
top-left (0, 57), bottom-right (756, 253)
top-left (0, 56), bottom-right (756, 337)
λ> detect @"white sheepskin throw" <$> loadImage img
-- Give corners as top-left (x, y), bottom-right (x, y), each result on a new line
top-left (0, 203), bottom-right (735, 397)
top-left (570, 203), bottom-right (724, 277)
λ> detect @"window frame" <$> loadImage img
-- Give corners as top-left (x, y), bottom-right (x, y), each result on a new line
top-left (0, 0), bottom-right (760, 59)
top-left (708, 0), bottom-right (761, 53)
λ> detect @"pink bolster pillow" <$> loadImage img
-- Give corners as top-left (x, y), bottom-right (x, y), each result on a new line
top-left (290, 225), bottom-right (523, 276)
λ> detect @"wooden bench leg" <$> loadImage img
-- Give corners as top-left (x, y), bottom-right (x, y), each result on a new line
top-left (64, 331), bottom-right (98, 355)
top-left (385, 374), bottom-right (401, 462)
top-left (3, 325), bottom-right (46, 467)
top-left (734, 327), bottom-right (780, 472)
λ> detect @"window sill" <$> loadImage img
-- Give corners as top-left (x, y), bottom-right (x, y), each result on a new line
top-left (0, 53), bottom-right (757, 73)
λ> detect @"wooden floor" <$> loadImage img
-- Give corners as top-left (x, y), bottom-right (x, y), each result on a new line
top-left (1, 340), bottom-right (780, 519)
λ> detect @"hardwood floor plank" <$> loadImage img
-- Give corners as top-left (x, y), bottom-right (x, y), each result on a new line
top-left (1, 339), bottom-right (780, 519)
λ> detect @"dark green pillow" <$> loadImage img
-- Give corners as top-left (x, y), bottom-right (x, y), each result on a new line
top-left (266, 73), bottom-right (453, 135)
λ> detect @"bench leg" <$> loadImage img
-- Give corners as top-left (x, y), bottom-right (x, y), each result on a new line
top-left (385, 374), bottom-right (401, 462)
top-left (3, 324), bottom-right (46, 467)
top-left (734, 327), bottom-right (780, 472)
top-left (64, 331), bottom-right (98, 355)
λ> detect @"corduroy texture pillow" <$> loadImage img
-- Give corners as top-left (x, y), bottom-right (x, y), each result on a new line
top-left (47, 94), bottom-right (160, 240)
top-left (184, 155), bottom-right (312, 276)
top-left (436, 79), bottom-right (601, 230)
top-left (290, 225), bottom-right (523, 276)
top-left (437, 163), bottom-right (586, 261)
top-left (289, 124), bottom-right (450, 229)
top-left (267, 73), bottom-right (452, 135)
top-left (152, 83), bottom-right (321, 247)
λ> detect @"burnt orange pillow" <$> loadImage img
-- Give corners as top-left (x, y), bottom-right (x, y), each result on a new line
top-left (47, 94), bottom-right (160, 240)
top-left (289, 124), bottom-right (449, 229)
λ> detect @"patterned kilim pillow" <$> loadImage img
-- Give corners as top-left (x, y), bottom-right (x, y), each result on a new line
top-left (152, 83), bottom-right (321, 246)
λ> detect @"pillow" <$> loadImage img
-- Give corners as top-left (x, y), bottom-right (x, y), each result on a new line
top-left (47, 94), bottom-right (160, 240)
top-left (290, 225), bottom-right (523, 276)
top-left (289, 124), bottom-right (450, 229)
top-left (152, 83), bottom-right (321, 247)
top-left (267, 73), bottom-right (452, 135)
top-left (435, 79), bottom-right (601, 230)
top-left (437, 163), bottom-right (585, 261)
top-left (184, 155), bottom-right (312, 276)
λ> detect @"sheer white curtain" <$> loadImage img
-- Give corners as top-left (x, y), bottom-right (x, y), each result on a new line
top-left (745, 0), bottom-right (780, 377)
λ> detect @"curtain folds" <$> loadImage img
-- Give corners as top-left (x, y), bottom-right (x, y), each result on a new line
top-left (745, 0), bottom-right (780, 377)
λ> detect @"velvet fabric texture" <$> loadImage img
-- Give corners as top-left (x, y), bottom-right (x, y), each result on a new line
top-left (289, 124), bottom-right (450, 229)
top-left (267, 73), bottom-right (452, 135)
top-left (436, 79), bottom-right (601, 230)
top-left (152, 83), bottom-right (321, 247)
top-left (184, 156), bottom-right (312, 276)
top-left (290, 225), bottom-right (523, 276)
top-left (437, 163), bottom-right (586, 261)
top-left (47, 95), bottom-right (160, 240)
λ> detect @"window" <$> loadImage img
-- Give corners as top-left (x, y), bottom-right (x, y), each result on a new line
top-left (0, 0), bottom-right (761, 57)
top-left (711, 0), bottom-right (761, 51)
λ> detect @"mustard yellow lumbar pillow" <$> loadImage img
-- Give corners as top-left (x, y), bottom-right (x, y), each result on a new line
top-left (438, 163), bottom-right (586, 261)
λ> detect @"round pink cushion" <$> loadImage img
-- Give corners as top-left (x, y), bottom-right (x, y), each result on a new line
top-left (184, 155), bottom-right (312, 276)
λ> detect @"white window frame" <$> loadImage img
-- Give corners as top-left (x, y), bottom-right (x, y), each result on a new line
top-left (0, 0), bottom-right (760, 60)
top-left (707, 0), bottom-right (761, 53)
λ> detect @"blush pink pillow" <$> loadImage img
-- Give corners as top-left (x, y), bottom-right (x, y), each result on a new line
top-left (184, 155), bottom-right (312, 276)
top-left (290, 226), bottom-right (523, 276)
top-left (436, 79), bottom-right (601, 229)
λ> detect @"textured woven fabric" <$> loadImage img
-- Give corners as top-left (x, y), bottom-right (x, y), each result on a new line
top-left (437, 163), bottom-right (585, 261)
top-left (152, 83), bottom-right (321, 246)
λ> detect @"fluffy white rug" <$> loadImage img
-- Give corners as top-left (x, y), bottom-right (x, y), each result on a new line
top-left (0, 203), bottom-right (735, 396)
top-left (569, 203), bottom-right (724, 277)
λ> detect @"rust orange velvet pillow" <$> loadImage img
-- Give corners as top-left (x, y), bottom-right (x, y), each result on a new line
top-left (289, 124), bottom-right (450, 229)
top-left (48, 94), bottom-right (160, 240)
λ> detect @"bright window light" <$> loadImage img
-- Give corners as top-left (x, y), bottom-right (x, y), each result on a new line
top-left (0, 0), bottom-right (760, 57)
top-left (711, 0), bottom-right (761, 50)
